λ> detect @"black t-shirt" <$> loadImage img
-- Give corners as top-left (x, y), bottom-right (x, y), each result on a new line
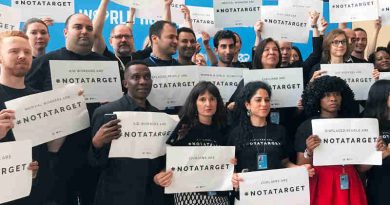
top-left (0, 84), bottom-right (51, 205)
top-left (0, 84), bottom-right (38, 142)
top-left (143, 56), bottom-right (180, 67)
top-left (351, 55), bottom-right (369, 63)
top-left (167, 122), bottom-right (227, 146)
top-left (366, 120), bottom-right (390, 205)
top-left (227, 123), bottom-right (288, 172)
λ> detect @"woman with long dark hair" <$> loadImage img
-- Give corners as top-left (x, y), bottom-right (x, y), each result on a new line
top-left (295, 76), bottom-right (384, 205)
top-left (228, 81), bottom-right (314, 205)
top-left (155, 81), bottom-right (230, 205)
top-left (363, 80), bottom-right (390, 205)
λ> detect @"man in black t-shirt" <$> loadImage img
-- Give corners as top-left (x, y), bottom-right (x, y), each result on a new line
top-left (0, 30), bottom-right (50, 205)
top-left (25, 13), bottom-right (108, 205)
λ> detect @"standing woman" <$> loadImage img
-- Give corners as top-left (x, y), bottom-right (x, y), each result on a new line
top-left (309, 29), bottom-right (351, 82)
top-left (363, 80), bottom-right (390, 205)
top-left (154, 81), bottom-right (230, 205)
top-left (228, 81), bottom-right (314, 205)
top-left (22, 18), bottom-right (50, 58)
top-left (295, 76), bottom-right (367, 205)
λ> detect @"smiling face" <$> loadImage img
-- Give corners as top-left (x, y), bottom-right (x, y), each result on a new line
top-left (245, 88), bottom-right (271, 120)
top-left (261, 41), bottom-right (280, 68)
top-left (330, 34), bottom-right (348, 59)
top-left (123, 64), bottom-right (152, 101)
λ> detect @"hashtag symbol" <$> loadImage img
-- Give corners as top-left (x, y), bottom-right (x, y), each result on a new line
top-left (56, 79), bottom-right (60, 83)
top-left (15, 1), bottom-right (19, 4)
top-left (16, 120), bottom-right (21, 125)
top-left (171, 167), bottom-right (175, 171)
top-left (245, 192), bottom-right (249, 196)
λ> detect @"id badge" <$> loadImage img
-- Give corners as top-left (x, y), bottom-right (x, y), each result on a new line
top-left (270, 112), bottom-right (280, 124)
top-left (340, 174), bottom-right (349, 190)
top-left (208, 191), bottom-right (217, 196)
top-left (257, 153), bottom-right (268, 170)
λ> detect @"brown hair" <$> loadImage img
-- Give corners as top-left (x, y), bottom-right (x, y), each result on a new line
top-left (321, 29), bottom-right (351, 63)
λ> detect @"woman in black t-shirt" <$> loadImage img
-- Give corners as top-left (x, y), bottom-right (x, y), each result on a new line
top-left (155, 81), bottom-right (230, 205)
top-left (228, 81), bottom-right (314, 205)
top-left (363, 80), bottom-right (390, 205)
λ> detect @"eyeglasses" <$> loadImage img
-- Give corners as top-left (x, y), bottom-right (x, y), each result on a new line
top-left (331, 39), bottom-right (347, 46)
top-left (111, 34), bottom-right (133, 40)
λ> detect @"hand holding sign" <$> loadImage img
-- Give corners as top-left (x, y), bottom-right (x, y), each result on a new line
top-left (154, 170), bottom-right (173, 187)
top-left (92, 119), bottom-right (121, 149)
top-left (306, 135), bottom-right (321, 155)
top-left (0, 109), bottom-right (15, 140)
top-left (27, 161), bottom-right (39, 179)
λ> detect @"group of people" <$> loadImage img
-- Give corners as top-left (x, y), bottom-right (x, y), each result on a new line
top-left (0, 0), bottom-right (390, 205)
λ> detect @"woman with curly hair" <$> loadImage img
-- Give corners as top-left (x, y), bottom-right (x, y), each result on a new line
top-left (228, 81), bottom-right (314, 205)
top-left (155, 81), bottom-right (230, 205)
top-left (370, 48), bottom-right (390, 80)
top-left (363, 80), bottom-right (390, 205)
top-left (295, 76), bottom-right (368, 205)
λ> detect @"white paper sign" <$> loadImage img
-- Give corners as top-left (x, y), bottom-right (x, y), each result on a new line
top-left (0, 4), bottom-right (21, 32)
top-left (312, 118), bottom-right (382, 166)
top-left (329, 0), bottom-right (379, 23)
top-left (198, 66), bottom-right (246, 103)
top-left (187, 6), bottom-right (221, 36)
top-left (379, 72), bottom-right (390, 79)
top-left (5, 84), bottom-right (90, 146)
top-left (11, 0), bottom-right (74, 23)
top-left (379, 0), bottom-right (390, 26)
top-left (260, 5), bottom-right (310, 43)
top-left (239, 167), bottom-right (310, 205)
top-left (148, 66), bottom-right (198, 110)
top-left (320, 63), bottom-right (375, 101)
top-left (165, 146), bottom-right (235, 193)
top-left (50, 60), bottom-right (123, 103)
top-left (278, 0), bottom-right (323, 30)
top-left (213, 0), bottom-right (262, 28)
top-left (111, 0), bottom-right (131, 6)
top-left (0, 140), bottom-right (32, 204)
top-left (243, 68), bottom-right (304, 108)
top-left (109, 112), bottom-right (179, 159)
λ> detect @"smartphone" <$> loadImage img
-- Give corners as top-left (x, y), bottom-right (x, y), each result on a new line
top-left (103, 114), bottom-right (117, 124)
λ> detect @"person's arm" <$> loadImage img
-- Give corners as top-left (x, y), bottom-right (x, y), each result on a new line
top-left (338, 22), bottom-right (347, 29)
top-left (253, 20), bottom-right (263, 48)
top-left (89, 111), bottom-right (121, 167)
top-left (296, 135), bottom-right (321, 165)
top-left (181, 5), bottom-right (193, 29)
top-left (201, 31), bottom-right (218, 66)
top-left (92, 0), bottom-right (109, 54)
top-left (126, 7), bottom-right (136, 53)
top-left (0, 109), bottom-right (14, 141)
top-left (163, 0), bottom-right (173, 22)
top-left (366, 18), bottom-right (382, 58)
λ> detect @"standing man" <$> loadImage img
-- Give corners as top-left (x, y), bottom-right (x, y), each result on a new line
top-left (213, 30), bottom-right (236, 67)
top-left (177, 27), bottom-right (197, 65)
top-left (89, 61), bottom-right (167, 205)
top-left (0, 31), bottom-right (50, 205)
top-left (25, 13), bottom-right (109, 205)
top-left (144, 20), bottom-right (180, 67)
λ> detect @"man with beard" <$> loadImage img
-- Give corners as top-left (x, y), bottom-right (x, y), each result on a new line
top-left (144, 20), bottom-right (180, 67)
top-left (213, 30), bottom-right (235, 67)
top-left (0, 30), bottom-right (49, 205)
top-left (25, 13), bottom-right (109, 205)
top-left (92, 0), bottom-right (153, 78)
top-left (177, 27), bottom-right (196, 65)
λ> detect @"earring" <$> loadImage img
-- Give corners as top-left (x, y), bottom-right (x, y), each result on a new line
top-left (247, 109), bottom-right (251, 117)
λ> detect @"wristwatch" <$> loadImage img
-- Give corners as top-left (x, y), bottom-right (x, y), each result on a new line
top-left (303, 149), bottom-right (312, 159)
top-left (311, 24), bottom-right (318, 29)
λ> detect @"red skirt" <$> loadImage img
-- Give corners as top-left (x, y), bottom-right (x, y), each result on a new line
top-left (310, 165), bottom-right (367, 205)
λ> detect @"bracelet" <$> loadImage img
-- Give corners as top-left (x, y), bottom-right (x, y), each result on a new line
top-left (126, 21), bottom-right (134, 24)
top-left (303, 149), bottom-right (312, 159)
